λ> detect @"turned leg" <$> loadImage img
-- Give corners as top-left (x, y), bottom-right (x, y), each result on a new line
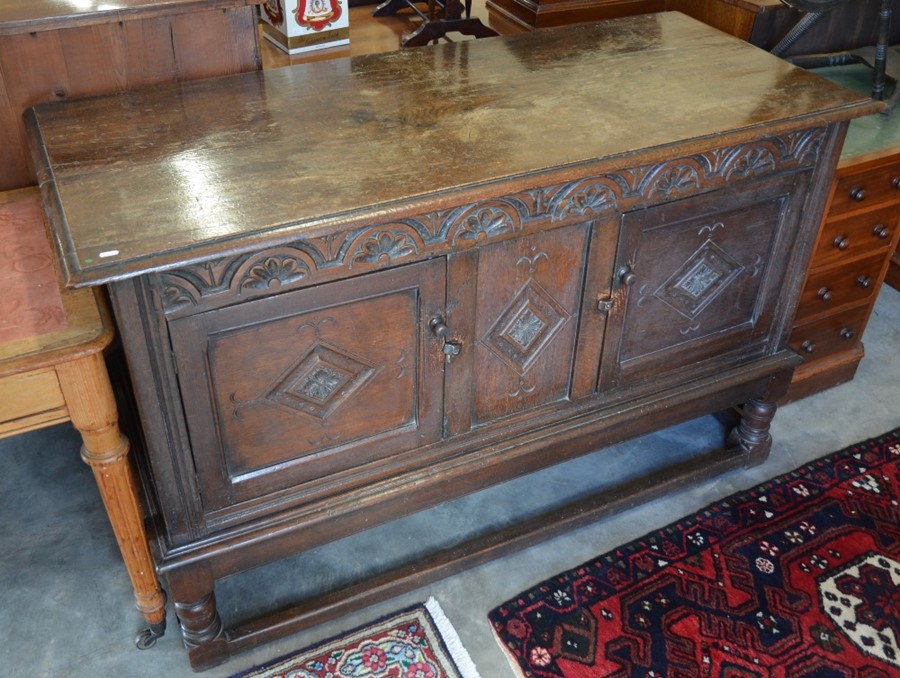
top-left (55, 352), bottom-right (167, 648)
top-left (168, 565), bottom-right (228, 670)
top-left (175, 591), bottom-right (224, 648)
top-left (732, 397), bottom-right (777, 464)
top-left (729, 368), bottom-right (793, 465)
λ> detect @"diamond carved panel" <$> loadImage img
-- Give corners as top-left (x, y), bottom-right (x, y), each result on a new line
top-left (654, 240), bottom-right (744, 319)
top-left (483, 280), bottom-right (568, 375)
top-left (265, 343), bottom-right (377, 420)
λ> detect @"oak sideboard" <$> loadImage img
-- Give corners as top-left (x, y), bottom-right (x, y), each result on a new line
top-left (26, 13), bottom-right (877, 669)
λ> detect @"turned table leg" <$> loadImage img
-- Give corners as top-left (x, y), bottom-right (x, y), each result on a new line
top-left (55, 352), bottom-right (167, 648)
top-left (730, 368), bottom-right (794, 465)
top-left (168, 564), bottom-right (228, 670)
top-left (733, 397), bottom-right (777, 464)
top-left (174, 590), bottom-right (224, 650)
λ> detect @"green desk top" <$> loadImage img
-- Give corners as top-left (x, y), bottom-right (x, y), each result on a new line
top-left (815, 64), bottom-right (900, 161)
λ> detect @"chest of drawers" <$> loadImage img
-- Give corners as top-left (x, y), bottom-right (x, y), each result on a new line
top-left (786, 65), bottom-right (900, 401)
top-left (26, 14), bottom-right (876, 669)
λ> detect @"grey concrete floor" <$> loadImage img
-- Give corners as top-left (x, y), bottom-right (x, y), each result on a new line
top-left (1, 285), bottom-right (897, 677)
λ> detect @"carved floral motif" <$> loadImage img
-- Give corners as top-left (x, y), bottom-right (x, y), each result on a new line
top-left (726, 147), bottom-right (777, 180)
top-left (507, 309), bottom-right (546, 349)
top-left (299, 366), bottom-right (345, 402)
top-left (786, 129), bottom-right (826, 166)
top-left (654, 240), bottom-right (744, 319)
top-left (158, 128), bottom-right (826, 314)
top-left (232, 341), bottom-right (377, 421)
top-left (239, 255), bottom-right (309, 291)
top-left (352, 230), bottom-right (418, 265)
top-left (648, 163), bottom-right (702, 199)
top-left (453, 206), bottom-right (517, 244)
top-left (549, 182), bottom-right (617, 221)
top-left (483, 280), bottom-right (569, 375)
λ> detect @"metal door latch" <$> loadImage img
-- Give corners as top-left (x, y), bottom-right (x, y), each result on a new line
top-left (430, 316), bottom-right (462, 361)
top-left (597, 298), bottom-right (614, 314)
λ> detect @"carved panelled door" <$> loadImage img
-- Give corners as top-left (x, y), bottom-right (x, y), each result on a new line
top-left (598, 173), bottom-right (808, 389)
top-left (169, 260), bottom-right (445, 516)
top-left (443, 222), bottom-right (591, 433)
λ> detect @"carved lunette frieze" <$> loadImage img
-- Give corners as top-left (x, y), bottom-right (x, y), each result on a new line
top-left (158, 128), bottom-right (825, 315)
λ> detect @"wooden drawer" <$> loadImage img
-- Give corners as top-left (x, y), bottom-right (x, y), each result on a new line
top-left (830, 162), bottom-right (900, 217)
top-left (815, 204), bottom-right (898, 267)
top-left (789, 304), bottom-right (869, 361)
top-left (0, 368), bottom-right (66, 423)
top-left (795, 252), bottom-right (885, 322)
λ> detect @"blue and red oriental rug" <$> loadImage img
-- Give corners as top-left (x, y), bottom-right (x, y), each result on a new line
top-left (490, 427), bottom-right (900, 677)
top-left (234, 598), bottom-right (480, 678)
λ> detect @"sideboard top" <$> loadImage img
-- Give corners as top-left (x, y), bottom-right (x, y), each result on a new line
top-left (28, 12), bottom-right (878, 287)
top-left (0, 0), bottom-right (259, 35)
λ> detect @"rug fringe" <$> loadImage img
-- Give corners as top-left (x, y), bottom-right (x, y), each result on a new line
top-left (425, 597), bottom-right (482, 678)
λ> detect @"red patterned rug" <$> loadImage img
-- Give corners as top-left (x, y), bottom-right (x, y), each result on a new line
top-left (232, 598), bottom-right (481, 677)
top-left (490, 427), bottom-right (900, 677)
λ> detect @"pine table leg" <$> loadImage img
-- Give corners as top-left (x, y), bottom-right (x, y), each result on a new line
top-left (55, 352), bottom-right (168, 648)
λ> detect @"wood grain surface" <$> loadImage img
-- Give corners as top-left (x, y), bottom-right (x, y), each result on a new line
top-left (0, 0), bottom-right (261, 191)
top-left (0, 0), bottom-right (258, 34)
top-left (28, 13), bottom-right (877, 288)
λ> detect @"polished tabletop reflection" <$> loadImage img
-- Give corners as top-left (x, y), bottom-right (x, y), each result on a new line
top-left (27, 12), bottom-right (877, 286)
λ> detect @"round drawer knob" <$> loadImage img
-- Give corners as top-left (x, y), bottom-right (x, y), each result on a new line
top-left (817, 287), bottom-right (833, 302)
top-left (893, 176), bottom-right (900, 189)
top-left (840, 327), bottom-right (855, 341)
top-left (833, 235), bottom-right (850, 250)
top-left (800, 340), bottom-right (816, 354)
top-left (856, 275), bottom-right (873, 289)
top-left (849, 186), bottom-right (867, 201)
top-left (873, 224), bottom-right (891, 239)
top-left (618, 266), bottom-right (637, 287)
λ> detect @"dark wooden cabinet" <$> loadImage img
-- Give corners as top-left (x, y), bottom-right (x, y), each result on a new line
top-left (27, 14), bottom-right (877, 670)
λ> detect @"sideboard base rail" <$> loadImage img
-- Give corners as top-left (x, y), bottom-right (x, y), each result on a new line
top-left (165, 358), bottom-right (797, 671)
